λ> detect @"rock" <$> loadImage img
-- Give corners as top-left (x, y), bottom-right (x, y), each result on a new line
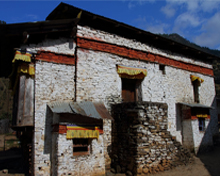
top-left (142, 167), bottom-right (149, 174)
top-left (121, 167), bottom-right (126, 173)
top-left (2, 169), bottom-right (8, 174)
top-left (137, 167), bottom-right (142, 174)
top-left (116, 165), bottom-right (121, 173)
top-left (110, 168), bottom-right (116, 173)
top-left (126, 171), bottom-right (133, 176)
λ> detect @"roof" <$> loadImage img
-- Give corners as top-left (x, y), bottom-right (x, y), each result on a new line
top-left (0, 2), bottom-right (219, 77)
top-left (48, 101), bottom-right (113, 120)
top-left (177, 102), bottom-right (214, 109)
top-left (46, 2), bottom-right (219, 62)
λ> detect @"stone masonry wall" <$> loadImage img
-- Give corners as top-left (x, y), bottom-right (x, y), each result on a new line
top-left (22, 27), bottom-right (218, 175)
top-left (76, 25), bottom-right (218, 155)
top-left (76, 47), bottom-right (217, 144)
top-left (23, 38), bottom-right (76, 175)
top-left (34, 61), bottom-right (75, 176)
top-left (55, 134), bottom-right (105, 176)
top-left (111, 102), bottom-right (192, 175)
top-left (77, 26), bottom-right (212, 69)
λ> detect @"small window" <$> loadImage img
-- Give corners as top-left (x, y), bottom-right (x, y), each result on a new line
top-left (159, 64), bottom-right (165, 74)
top-left (192, 80), bottom-right (200, 103)
top-left (73, 139), bottom-right (89, 156)
top-left (198, 118), bottom-right (205, 131)
top-left (122, 78), bottom-right (142, 102)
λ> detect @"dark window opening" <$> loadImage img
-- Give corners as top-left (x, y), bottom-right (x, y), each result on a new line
top-left (73, 139), bottom-right (89, 156)
top-left (122, 78), bottom-right (142, 102)
top-left (198, 118), bottom-right (205, 131)
top-left (193, 80), bottom-right (200, 103)
top-left (159, 64), bottom-right (165, 74)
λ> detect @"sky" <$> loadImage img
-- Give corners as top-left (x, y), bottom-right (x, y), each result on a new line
top-left (0, 0), bottom-right (220, 50)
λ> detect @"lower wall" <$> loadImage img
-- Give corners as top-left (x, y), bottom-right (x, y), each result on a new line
top-left (103, 119), bottom-right (112, 169)
top-left (55, 134), bottom-right (105, 176)
top-left (34, 61), bottom-right (75, 175)
top-left (111, 102), bottom-right (192, 175)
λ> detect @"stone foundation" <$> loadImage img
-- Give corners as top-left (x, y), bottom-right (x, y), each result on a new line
top-left (111, 102), bottom-right (192, 175)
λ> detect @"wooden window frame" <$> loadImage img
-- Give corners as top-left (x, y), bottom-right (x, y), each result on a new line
top-left (192, 80), bottom-right (200, 103)
top-left (73, 138), bottom-right (90, 156)
top-left (121, 78), bottom-right (142, 102)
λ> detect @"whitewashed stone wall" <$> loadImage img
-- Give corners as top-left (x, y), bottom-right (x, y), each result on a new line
top-left (34, 61), bottom-right (75, 176)
top-left (76, 47), bottom-right (217, 154)
top-left (192, 119), bottom-right (213, 153)
top-left (77, 25), bottom-right (217, 142)
top-left (25, 38), bottom-right (75, 55)
top-left (23, 39), bottom-right (75, 175)
top-left (182, 119), bottom-right (213, 154)
top-left (55, 134), bottom-right (105, 176)
top-left (182, 120), bottom-right (195, 151)
top-left (22, 26), bottom-right (218, 175)
top-left (77, 26), bottom-right (212, 69)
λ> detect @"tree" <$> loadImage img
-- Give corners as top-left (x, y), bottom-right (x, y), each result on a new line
top-left (0, 20), bottom-right (6, 24)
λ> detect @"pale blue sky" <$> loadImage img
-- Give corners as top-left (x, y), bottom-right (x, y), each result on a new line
top-left (1, 0), bottom-right (220, 50)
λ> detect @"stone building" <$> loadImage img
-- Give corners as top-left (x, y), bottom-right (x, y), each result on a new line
top-left (0, 2), bottom-right (219, 176)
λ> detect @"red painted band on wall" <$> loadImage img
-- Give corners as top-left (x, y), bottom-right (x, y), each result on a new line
top-left (77, 37), bottom-right (214, 76)
top-left (35, 51), bottom-right (75, 65)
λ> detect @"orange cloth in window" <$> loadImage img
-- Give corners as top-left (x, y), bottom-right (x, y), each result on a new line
top-left (190, 75), bottom-right (204, 83)
top-left (117, 65), bottom-right (147, 79)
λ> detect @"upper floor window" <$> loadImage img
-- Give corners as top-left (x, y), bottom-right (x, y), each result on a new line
top-left (192, 79), bottom-right (200, 103)
top-left (190, 75), bottom-right (204, 103)
top-left (122, 78), bottom-right (142, 102)
top-left (117, 65), bottom-right (147, 102)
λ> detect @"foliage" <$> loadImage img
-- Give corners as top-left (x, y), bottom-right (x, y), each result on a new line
top-left (159, 33), bottom-right (220, 57)
top-left (0, 112), bottom-right (12, 121)
top-left (0, 78), bottom-right (13, 122)
top-left (0, 20), bottom-right (6, 24)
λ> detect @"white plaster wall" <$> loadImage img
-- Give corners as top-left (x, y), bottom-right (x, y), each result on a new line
top-left (24, 38), bottom-right (75, 55)
top-left (76, 48), bottom-right (217, 145)
top-left (34, 61), bottom-right (75, 176)
top-left (22, 27), bottom-right (218, 175)
top-left (57, 134), bottom-right (105, 176)
top-left (77, 25), bottom-right (218, 149)
top-left (77, 26), bottom-right (212, 69)
top-left (182, 120), bottom-right (194, 151)
top-left (191, 119), bottom-right (213, 154)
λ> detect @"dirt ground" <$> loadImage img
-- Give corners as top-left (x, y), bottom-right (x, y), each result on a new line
top-left (1, 146), bottom-right (220, 176)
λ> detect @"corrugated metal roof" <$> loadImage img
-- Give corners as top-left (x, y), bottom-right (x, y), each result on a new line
top-left (177, 102), bottom-right (214, 109)
top-left (48, 101), bottom-right (113, 120)
top-left (48, 101), bottom-right (73, 113)
top-left (72, 101), bottom-right (102, 119)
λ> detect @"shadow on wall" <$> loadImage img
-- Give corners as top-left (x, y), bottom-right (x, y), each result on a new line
top-left (198, 96), bottom-right (218, 154)
top-left (42, 106), bottom-right (54, 174)
top-left (176, 103), bottom-right (195, 152)
top-left (44, 107), bottom-right (53, 155)
top-left (197, 96), bottom-right (220, 176)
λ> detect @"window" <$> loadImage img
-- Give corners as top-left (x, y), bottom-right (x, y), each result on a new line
top-left (73, 139), bottom-right (89, 156)
top-left (159, 64), bottom-right (165, 74)
top-left (198, 118), bottom-right (205, 131)
top-left (192, 80), bottom-right (200, 103)
top-left (122, 78), bottom-right (142, 102)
